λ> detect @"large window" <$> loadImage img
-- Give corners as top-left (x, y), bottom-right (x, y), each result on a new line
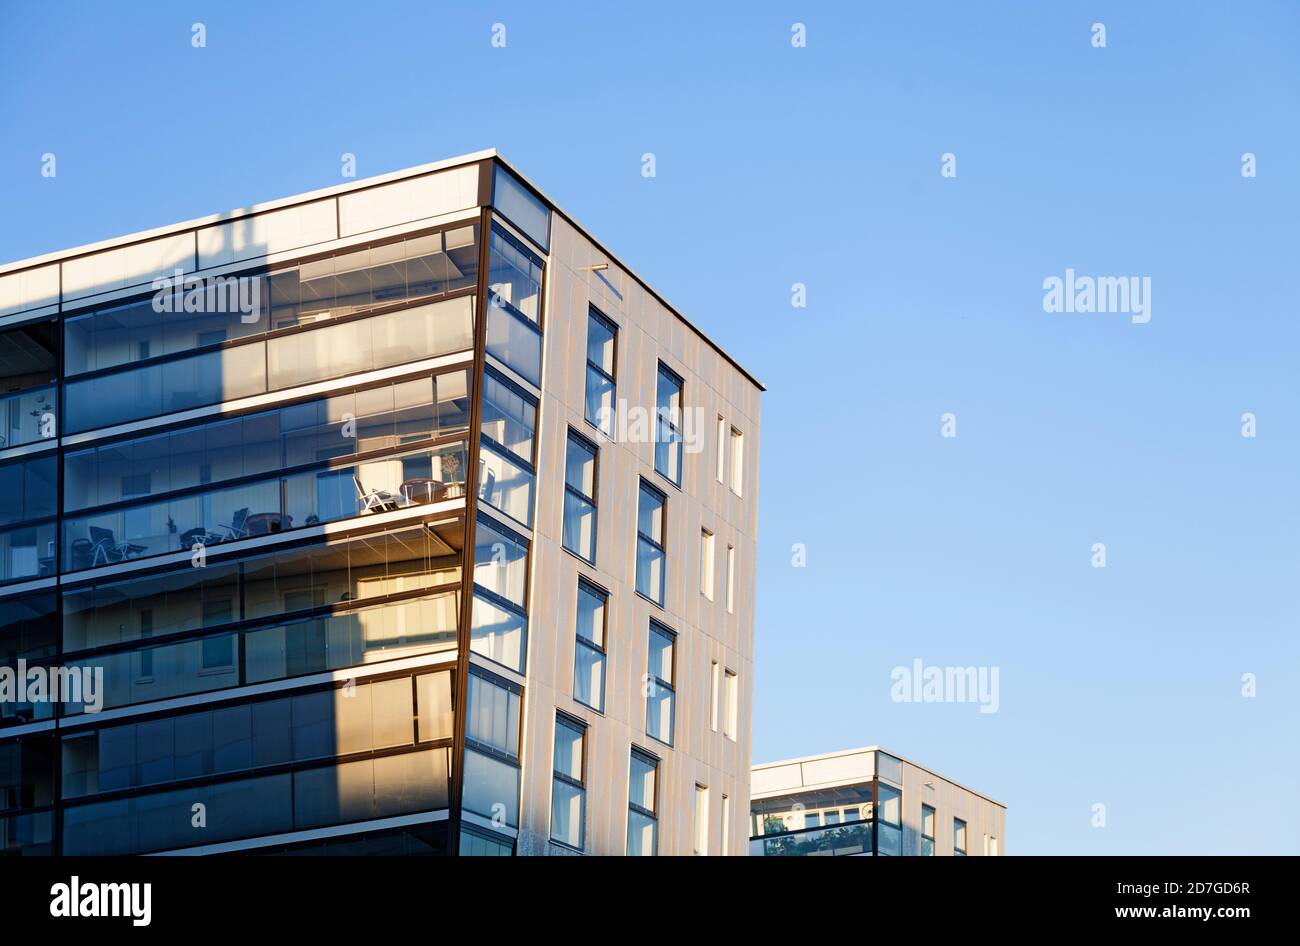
top-left (59, 670), bottom-right (452, 799)
top-left (0, 454), bottom-right (57, 529)
top-left (63, 225), bottom-right (480, 379)
top-left (61, 439), bottom-right (467, 572)
top-left (65, 295), bottom-right (475, 434)
top-left (635, 480), bottom-right (666, 606)
top-left (462, 669), bottom-right (522, 833)
top-left (654, 363), bottom-right (683, 486)
top-left (953, 817), bottom-right (967, 856)
top-left (573, 579), bottom-right (607, 713)
top-left (877, 783), bottom-right (902, 856)
top-left (584, 308), bottom-right (617, 436)
top-left (63, 370), bottom-right (469, 514)
top-left (0, 455), bottom-right (57, 586)
top-left (921, 804), bottom-right (936, 856)
top-left (478, 368), bottom-right (536, 527)
top-left (550, 715), bottom-right (586, 851)
top-left (645, 621), bottom-right (676, 746)
top-left (61, 521), bottom-right (463, 653)
top-left (562, 430), bottom-right (598, 563)
top-left (0, 593), bottom-right (56, 727)
top-left (493, 164), bottom-right (551, 252)
top-left (485, 227), bottom-right (543, 386)
top-left (626, 748), bottom-right (659, 856)
top-left (470, 515), bottom-right (529, 673)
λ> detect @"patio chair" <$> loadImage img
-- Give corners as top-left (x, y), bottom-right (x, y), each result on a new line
top-left (87, 526), bottom-right (146, 567)
top-left (214, 508), bottom-right (251, 542)
top-left (354, 475), bottom-right (402, 513)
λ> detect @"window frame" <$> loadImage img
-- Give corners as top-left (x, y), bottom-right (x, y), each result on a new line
top-left (549, 712), bottom-right (587, 852)
top-left (572, 577), bottom-right (608, 714)
top-left (583, 306), bottom-right (618, 437)
top-left (953, 817), bottom-right (968, 856)
top-left (921, 803), bottom-right (936, 856)
top-left (645, 620), bottom-right (677, 747)
top-left (626, 746), bottom-right (660, 856)
top-left (562, 427), bottom-right (599, 565)
top-left (634, 479), bottom-right (667, 607)
top-left (653, 362), bottom-right (685, 489)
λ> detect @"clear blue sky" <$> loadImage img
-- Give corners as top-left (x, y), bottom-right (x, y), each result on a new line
top-left (3, 2), bottom-right (1297, 855)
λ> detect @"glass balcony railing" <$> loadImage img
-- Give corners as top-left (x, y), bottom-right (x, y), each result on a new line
top-left (61, 441), bottom-right (467, 572)
top-left (0, 385), bottom-right (56, 449)
top-left (748, 821), bottom-right (875, 857)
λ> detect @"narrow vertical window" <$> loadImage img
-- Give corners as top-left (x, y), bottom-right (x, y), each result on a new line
top-left (710, 661), bottom-right (720, 732)
top-left (693, 784), bottom-right (709, 855)
top-left (550, 714), bottom-right (587, 851)
top-left (921, 804), bottom-right (936, 856)
top-left (721, 794), bottom-right (731, 856)
top-left (562, 429), bottom-right (598, 563)
top-left (953, 818), bottom-right (967, 856)
top-left (654, 363), bottom-right (683, 487)
top-left (724, 669), bottom-right (738, 741)
top-left (725, 544), bottom-right (736, 614)
top-left (584, 308), bottom-right (617, 436)
top-left (715, 414), bottom-right (725, 483)
top-left (700, 528), bottom-right (714, 599)
top-left (635, 480), bottom-right (666, 606)
top-left (645, 621), bottom-right (676, 746)
top-left (729, 427), bottom-right (744, 496)
top-left (573, 579), bottom-right (607, 713)
top-left (627, 748), bottom-right (659, 856)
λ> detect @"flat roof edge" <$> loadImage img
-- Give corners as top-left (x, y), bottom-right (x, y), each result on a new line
top-left (752, 745), bottom-right (1006, 809)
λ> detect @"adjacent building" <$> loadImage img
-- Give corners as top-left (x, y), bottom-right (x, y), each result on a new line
top-left (750, 747), bottom-right (1005, 856)
top-left (0, 150), bottom-right (762, 856)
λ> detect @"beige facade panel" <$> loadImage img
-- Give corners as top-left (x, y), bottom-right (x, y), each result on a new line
top-left (338, 165), bottom-right (478, 238)
top-left (0, 263), bottom-right (59, 319)
top-left (62, 231), bottom-right (195, 302)
top-left (196, 198), bottom-right (338, 269)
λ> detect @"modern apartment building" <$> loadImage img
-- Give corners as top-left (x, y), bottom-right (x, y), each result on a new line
top-left (0, 150), bottom-right (761, 856)
top-left (750, 747), bottom-right (1005, 856)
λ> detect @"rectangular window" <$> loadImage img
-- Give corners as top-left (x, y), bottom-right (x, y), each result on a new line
top-left (485, 226), bottom-right (543, 386)
top-left (573, 579), bottom-right (607, 713)
top-left (721, 794), bottom-right (731, 856)
top-left (462, 669), bottom-right (522, 830)
top-left (700, 528), bottom-right (714, 599)
top-left (654, 364), bottom-right (683, 487)
top-left (471, 514), bottom-right (530, 673)
top-left (729, 427), bottom-right (744, 496)
top-left (715, 415), bottom-right (725, 483)
top-left (562, 430), bottom-right (598, 563)
top-left (645, 622), bottom-right (676, 746)
top-left (922, 804), bottom-right (936, 856)
top-left (710, 661), bottom-right (720, 732)
top-left (986, 834), bottom-right (999, 856)
top-left (550, 715), bottom-right (586, 851)
top-left (627, 748), bottom-right (658, 856)
top-left (953, 818), bottom-right (967, 856)
top-left (693, 784), bottom-right (709, 855)
top-left (724, 669), bottom-right (738, 741)
top-left (726, 544), bottom-right (736, 614)
top-left (635, 480), bottom-right (666, 606)
top-left (584, 308), bottom-right (617, 436)
top-left (479, 367), bottom-right (537, 527)
top-left (877, 783), bottom-right (902, 856)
